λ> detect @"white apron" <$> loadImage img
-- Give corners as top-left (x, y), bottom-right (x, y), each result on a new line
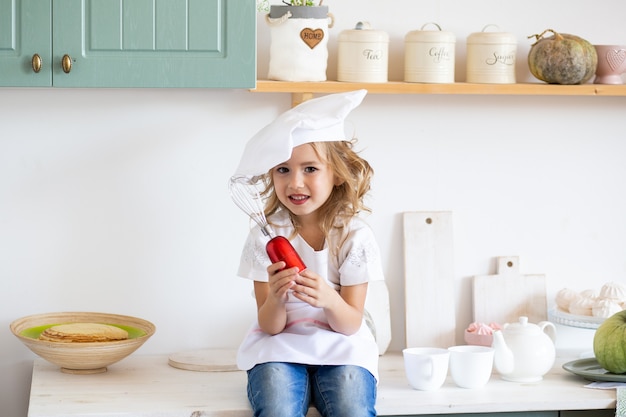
top-left (236, 212), bottom-right (383, 381)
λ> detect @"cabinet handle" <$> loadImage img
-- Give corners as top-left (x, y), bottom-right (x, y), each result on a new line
top-left (61, 54), bottom-right (72, 73)
top-left (32, 54), bottom-right (42, 73)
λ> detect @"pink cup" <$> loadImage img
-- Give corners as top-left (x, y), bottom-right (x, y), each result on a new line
top-left (594, 45), bottom-right (626, 84)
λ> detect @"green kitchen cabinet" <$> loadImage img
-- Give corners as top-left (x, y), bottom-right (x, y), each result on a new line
top-left (0, 1), bottom-right (52, 86)
top-left (386, 412), bottom-right (615, 417)
top-left (560, 411), bottom-right (614, 417)
top-left (0, 0), bottom-right (255, 88)
top-left (388, 413), bottom-right (558, 417)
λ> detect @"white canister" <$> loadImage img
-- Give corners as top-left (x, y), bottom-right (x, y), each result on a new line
top-left (404, 23), bottom-right (456, 83)
top-left (466, 25), bottom-right (517, 84)
top-left (337, 22), bottom-right (389, 83)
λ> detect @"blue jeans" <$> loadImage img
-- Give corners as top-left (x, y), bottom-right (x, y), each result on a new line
top-left (247, 362), bottom-right (377, 417)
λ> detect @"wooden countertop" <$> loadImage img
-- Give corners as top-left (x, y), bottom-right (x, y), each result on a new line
top-left (28, 353), bottom-right (616, 417)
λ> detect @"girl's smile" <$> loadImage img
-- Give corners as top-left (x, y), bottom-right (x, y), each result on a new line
top-left (288, 194), bottom-right (310, 205)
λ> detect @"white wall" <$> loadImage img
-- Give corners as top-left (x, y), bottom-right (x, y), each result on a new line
top-left (2, 1), bottom-right (626, 416)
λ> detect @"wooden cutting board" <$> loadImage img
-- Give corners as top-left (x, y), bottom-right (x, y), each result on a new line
top-left (168, 349), bottom-right (238, 372)
top-left (403, 211), bottom-right (456, 348)
top-left (472, 256), bottom-right (547, 326)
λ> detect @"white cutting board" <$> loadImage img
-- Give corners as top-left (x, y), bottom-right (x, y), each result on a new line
top-left (365, 279), bottom-right (392, 355)
top-left (472, 256), bottom-right (547, 326)
top-left (403, 211), bottom-right (456, 348)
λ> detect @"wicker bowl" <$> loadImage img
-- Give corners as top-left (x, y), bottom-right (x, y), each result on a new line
top-left (10, 312), bottom-right (155, 374)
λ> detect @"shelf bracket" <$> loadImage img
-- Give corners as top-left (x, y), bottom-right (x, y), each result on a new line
top-left (291, 92), bottom-right (314, 107)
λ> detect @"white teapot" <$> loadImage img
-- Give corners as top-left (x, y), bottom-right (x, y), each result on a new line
top-left (492, 316), bottom-right (556, 382)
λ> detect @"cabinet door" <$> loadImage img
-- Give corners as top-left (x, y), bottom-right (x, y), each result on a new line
top-left (52, 0), bottom-right (256, 88)
top-left (386, 413), bottom-right (558, 417)
top-left (560, 411), bottom-right (614, 417)
top-left (0, 0), bottom-right (51, 86)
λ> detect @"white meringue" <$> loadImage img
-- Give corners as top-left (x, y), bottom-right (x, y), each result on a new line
top-left (569, 296), bottom-right (594, 316)
top-left (555, 288), bottom-right (580, 312)
top-left (592, 298), bottom-right (623, 318)
top-left (599, 281), bottom-right (626, 303)
top-left (580, 288), bottom-right (599, 300)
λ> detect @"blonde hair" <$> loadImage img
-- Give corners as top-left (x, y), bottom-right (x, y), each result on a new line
top-left (262, 140), bottom-right (373, 247)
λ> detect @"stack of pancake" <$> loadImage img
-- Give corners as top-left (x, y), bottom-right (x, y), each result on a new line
top-left (39, 323), bottom-right (129, 343)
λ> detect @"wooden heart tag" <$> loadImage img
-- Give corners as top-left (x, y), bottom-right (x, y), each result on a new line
top-left (300, 28), bottom-right (324, 49)
top-left (606, 48), bottom-right (626, 71)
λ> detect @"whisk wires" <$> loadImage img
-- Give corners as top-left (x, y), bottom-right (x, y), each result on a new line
top-left (229, 176), bottom-right (275, 238)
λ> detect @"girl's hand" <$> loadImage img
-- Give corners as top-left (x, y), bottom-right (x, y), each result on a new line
top-left (291, 269), bottom-right (340, 309)
top-left (291, 269), bottom-right (368, 336)
top-left (253, 262), bottom-right (299, 335)
top-left (266, 261), bottom-right (299, 304)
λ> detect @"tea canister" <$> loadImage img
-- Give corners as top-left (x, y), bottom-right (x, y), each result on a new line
top-left (337, 22), bottom-right (389, 83)
top-left (404, 23), bottom-right (456, 83)
top-left (466, 25), bottom-right (517, 84)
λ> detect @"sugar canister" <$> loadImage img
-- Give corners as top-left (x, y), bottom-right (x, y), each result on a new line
top-left (466, 25), bottom-right (517, 84)
top-left (404, 23), bottom-right (456, 83)
top-left (337, 22), bottom-right (389, 83)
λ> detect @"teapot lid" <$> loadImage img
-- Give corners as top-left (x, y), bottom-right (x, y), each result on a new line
top-left (504, 316), bottom-right (542, 335)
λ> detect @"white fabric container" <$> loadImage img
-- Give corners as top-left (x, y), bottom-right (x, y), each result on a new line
top-left (338, 22), bottom-right (389, 83)
top-left (267, 6), bottom-right (334, 82)
top-left (466, 25), bottom-right (517, 84)
top-left (404, 23), bottom-right (456, 83)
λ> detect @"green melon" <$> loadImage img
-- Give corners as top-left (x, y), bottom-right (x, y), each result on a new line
top-left (528, 29), bottom-right (598, 85)
top-left (593, 310), bottom-right (626, 374)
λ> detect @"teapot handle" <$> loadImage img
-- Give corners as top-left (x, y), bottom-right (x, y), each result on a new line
top-left (538, 321), bottom-right (557, 343)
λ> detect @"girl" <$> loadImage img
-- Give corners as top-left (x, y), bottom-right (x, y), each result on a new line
top-left (233, 90), bottom-right (383, 417)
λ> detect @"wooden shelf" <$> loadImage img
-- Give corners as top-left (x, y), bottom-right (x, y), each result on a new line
top-left (251, 80), bottom-right (626, 105)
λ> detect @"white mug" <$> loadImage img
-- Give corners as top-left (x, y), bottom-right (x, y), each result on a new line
top-left (448, 345), bottom-right (494, 389)
top-left (402, 347), bottom-right (450, 391)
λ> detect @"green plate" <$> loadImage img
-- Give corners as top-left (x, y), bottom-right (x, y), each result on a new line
top-left (20, 324), bottom-right (146, 340)
top-left (563, 358), bottom-right (626, 382)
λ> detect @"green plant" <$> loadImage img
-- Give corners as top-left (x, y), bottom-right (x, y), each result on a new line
top-left (284, 0), bottom-right (315, 5)
top-left (257, 0), bottom-right (320, 13)
top-left (257, 0), bottom-right (269, 13)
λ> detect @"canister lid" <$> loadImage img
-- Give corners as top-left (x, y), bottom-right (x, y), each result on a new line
top-left (467, 24), bottom-right (516, 44)
top-left (405, 23), bottom-right (456, 43)
top-left (339, 21), bottom-right (389, 42)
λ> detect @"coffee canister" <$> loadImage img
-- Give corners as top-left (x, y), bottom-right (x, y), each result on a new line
top-left (466, 24), bottom-right (517, 84)
top-left (404, 23), bottom-right (456, 83)
top-left (337, 21), bottom-right (389, 83)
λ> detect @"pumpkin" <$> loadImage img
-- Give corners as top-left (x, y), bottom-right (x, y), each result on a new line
top-left (593, 310), bottom-right (626, 374)
top-left (527, 29), bottom-right (597, 85)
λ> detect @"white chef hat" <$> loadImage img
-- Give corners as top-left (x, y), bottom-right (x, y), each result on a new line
top-left (233, 89), bottom-right (367, 177)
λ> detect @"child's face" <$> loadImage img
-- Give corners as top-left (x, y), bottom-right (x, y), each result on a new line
top-left (271, 143), bottom-right (338, 221)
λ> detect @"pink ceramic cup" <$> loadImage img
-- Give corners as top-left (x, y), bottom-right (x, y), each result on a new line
top-left (594, 45), bottom-right (626, 84)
